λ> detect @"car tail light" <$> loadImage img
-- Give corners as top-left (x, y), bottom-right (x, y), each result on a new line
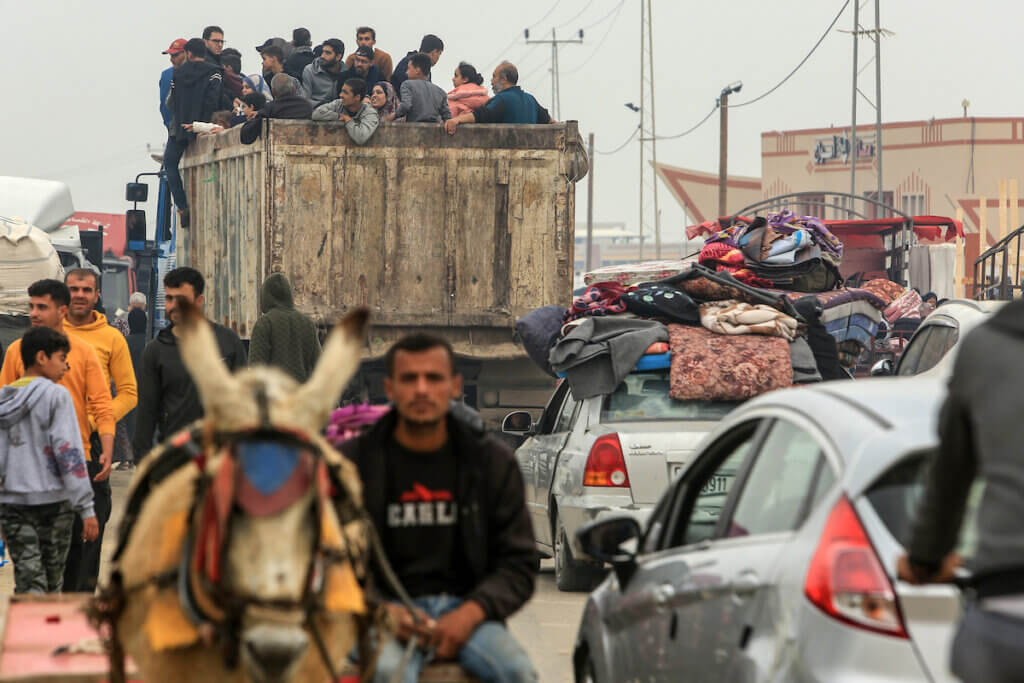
top-left (804, 495), bottom-right (908, 638)
top-left (583, 434), bottom-right (630, 488)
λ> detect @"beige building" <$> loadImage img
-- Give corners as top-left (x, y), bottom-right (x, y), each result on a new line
top-left (657, 116), bottom-right (1024, 287)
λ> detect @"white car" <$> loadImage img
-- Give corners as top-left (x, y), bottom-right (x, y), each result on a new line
top-left (874, 299), bottom-right (1003, 378)
top-left (503, 368), bottom-right (735, 591)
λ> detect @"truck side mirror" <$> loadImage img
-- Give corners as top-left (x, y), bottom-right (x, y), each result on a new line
top-left (126, 210), bottom-right (147, 243)
top-left (126, 182), bottom-right (149, 202)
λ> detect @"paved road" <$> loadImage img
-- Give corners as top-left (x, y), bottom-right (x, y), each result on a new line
top-left (0, 469), bottom-right (589, 682)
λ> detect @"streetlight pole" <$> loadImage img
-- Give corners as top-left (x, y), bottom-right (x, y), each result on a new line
top-left (717, 82), bottom-right (742, 219)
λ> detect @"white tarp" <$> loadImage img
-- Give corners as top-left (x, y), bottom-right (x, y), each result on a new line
top-left (0, 176), bottom-right (74, 232)
top-left (0, 218), bottom-right (65, 313)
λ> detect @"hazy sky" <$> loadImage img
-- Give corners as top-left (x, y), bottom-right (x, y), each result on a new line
top-left (1, 1), bottom-right (1019, 241)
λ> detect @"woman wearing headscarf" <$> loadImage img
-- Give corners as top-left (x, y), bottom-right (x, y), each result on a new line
top-left (369, 81), bottom-right (399, 121)
top-left (447, 62), bottom-right (489, 117)
top-left (242, 74), bottom-right (273, 101)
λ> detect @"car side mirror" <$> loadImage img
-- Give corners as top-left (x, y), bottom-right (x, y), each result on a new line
top-left (870, 359), bottom-right (894, 377)
top-left (577, 516), bottom-right (640, 587)
top-left (125, 182), bottom-right (149, 202)
top-left (502, 411), bottom-right (533, 435)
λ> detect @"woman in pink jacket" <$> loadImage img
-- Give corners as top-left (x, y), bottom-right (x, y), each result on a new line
top-left (447, 62), bottom-right (490, 117)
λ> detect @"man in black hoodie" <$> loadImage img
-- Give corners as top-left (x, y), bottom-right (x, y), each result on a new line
top-left (340, 334), bottom-right (537, 683)
top-left (164, 38), bottom-right (222, 229)
top-left (132, 268), bottom-right (245, 461)
top-left (248, 273), bottom-right (320, 383)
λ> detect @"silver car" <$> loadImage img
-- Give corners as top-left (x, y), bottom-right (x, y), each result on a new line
top-left (503, 368), bottom-right (734, 591)
top-left (573, 377), bottom-right (977, 682)
top-left (873, 298), bottom-right (1003, 378)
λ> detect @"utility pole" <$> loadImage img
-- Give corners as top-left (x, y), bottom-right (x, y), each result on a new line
top-left (874, 0), bottom-right (883, 216)
top-left (717, 82), bottom-right (742, 219)
top-left (849, 0), bottom-right (859, 202)
top-left (718, 92), bottom-right (728, 219)
top-left (524, 28), bottom-right (583, 121)
top-left (638, 0), bottom-right (645, 260)
top-left (646, 0), bottom-right (661, 258)
top-left (586, 132), bottom-right (595, 272)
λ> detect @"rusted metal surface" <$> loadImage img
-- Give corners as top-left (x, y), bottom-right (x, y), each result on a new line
top-left (180, 121), bottom-right (585, 359)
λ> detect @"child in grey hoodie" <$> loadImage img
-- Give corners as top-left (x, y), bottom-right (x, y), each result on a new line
top-left (0, 327), bottom-right (97, 593)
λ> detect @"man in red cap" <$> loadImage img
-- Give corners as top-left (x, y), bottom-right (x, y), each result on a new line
top-left (160, 39), bottom-right (187, 132)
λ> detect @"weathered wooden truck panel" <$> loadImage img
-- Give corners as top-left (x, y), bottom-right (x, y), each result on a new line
top-left (180, 121), bottom-right (587, 425)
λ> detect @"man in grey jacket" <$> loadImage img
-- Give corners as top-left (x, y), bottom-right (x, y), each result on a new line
top-left (312, 78), bottom-right (380, 145)
top-left (395, 52), bottom-right (450, 123)
top-left (899, 297), bottom-right (1024, 682)
top-left (302, 38), bottom-right (345, 106)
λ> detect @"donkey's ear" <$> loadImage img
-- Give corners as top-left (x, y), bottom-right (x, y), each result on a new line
top-left (173, 298), bottom-right (242, 418)
top-left (292, 308), bottom-right (369, 432)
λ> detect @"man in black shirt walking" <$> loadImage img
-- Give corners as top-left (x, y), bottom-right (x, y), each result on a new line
top-left (342, 334), bottom-right (537, 683)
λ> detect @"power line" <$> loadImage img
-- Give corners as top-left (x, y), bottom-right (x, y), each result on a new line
top-left (728, 0), bottom-right (851, 108)
top-left (484, 0), bottom-right (567, 68)
top-left (562, 0), bottom-right (627, 75)
top-left (582, 0), bottom-right (626, 30)
top-left (597, 125), bottom-right (639, 155)
top-left (557, 0), bottom-right (599, 28)
top-left (654, 103), bottom-right (719, 140)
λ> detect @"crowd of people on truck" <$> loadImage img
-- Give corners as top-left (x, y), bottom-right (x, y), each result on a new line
top-left (159, 25), bottom-right (555, 229)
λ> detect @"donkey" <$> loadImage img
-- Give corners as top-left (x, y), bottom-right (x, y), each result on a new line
top-left (95, 302), bottom-right (374, 683)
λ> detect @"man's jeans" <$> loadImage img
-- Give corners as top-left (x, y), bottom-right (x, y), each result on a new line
top-left (62, 437), bottom-right (112, 592)
top-left (369, 595), bottom-right (536, 683)
top-left (163, 136), bottom-right (189, 210)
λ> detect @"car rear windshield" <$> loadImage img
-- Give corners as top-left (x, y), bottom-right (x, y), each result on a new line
top-left (600, 371), bottom-right (737, 423)
top-left (865, 450), bottom-right (982, 558)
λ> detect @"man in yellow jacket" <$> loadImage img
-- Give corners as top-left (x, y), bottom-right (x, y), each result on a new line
top-left (61, 269), bottom-right (137, 591)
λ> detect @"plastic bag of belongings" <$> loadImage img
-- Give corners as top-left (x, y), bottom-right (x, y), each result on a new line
top-left (517, 213), bottom-right (909, 400)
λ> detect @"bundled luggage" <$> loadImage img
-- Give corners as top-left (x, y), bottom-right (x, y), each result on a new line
top-left (517, 210), bottom-right (914, 401)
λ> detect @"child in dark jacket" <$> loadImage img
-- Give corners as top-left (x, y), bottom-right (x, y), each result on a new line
top-left (0, 327), bottom-right (97, 593)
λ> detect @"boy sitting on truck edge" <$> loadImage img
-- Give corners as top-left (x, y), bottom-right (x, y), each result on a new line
top-left (0, 327), bottom-right (98, 594)
top-left (395, 52), bottom-right (451, 124)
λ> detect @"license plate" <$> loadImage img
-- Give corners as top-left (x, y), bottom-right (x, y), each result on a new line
top-left (669, 463), bottom-right (685, 480)
top-left (699, 475), bottom-right (729, 496)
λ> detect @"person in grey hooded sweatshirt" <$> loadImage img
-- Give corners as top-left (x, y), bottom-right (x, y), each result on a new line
top-left (312, 77), bottom-right (380, 144)
top-left (248, 273), bottom-right (321, 383)
top-left (0, 327), bottom-right (97, 594)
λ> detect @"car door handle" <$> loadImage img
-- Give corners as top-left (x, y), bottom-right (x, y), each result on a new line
top-left (652, 582), bottom-right (676, 609)
top-left (731, 570), bottom-right (761, 598)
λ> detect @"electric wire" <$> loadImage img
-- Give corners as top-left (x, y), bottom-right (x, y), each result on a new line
top-left (562, 0), bottom-right (627, 75)
top-left (596, 125), bottom-right (640, 155)
top-left (727, 0), bottom-right (851, 108)
top-left (653, 103), bottom-right (720, 140)
top-left (557, 0), bottom-right (599, 28)
top-left (484, 0), bottom-right (566, 68)
top-left (582, 0), bottom-right (627, 30)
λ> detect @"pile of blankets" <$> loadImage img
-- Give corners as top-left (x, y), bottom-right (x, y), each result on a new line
top-left (517, 249), bottom-right (919, 401)
top-left (699, 211), bottom-right (844, 292)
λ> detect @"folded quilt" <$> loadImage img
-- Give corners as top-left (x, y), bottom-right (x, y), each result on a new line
top-left (699, 300), bottom-right (798, 341)
top-left (584, 259), bottom-right (693, 286)
top-left (819, 300), bottom-right (883, 327)
top-left (668, 324), bottom-right (792, 401)
top-left (862, 278), bottom-right (907, 306)
top-left (565, 281), bottom-right (630, 323)
top-left (884, 289), bottom-right (925, 324)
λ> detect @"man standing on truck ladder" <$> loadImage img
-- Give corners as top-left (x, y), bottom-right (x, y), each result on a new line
top-left (60, 268), bottom-right (137, 591)
top-left (165, 38), bottom-right (223, 229)
top-left (341, 334), bottom-right (538, 683)
top-left (133, 268), bottom-right (246, 461)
